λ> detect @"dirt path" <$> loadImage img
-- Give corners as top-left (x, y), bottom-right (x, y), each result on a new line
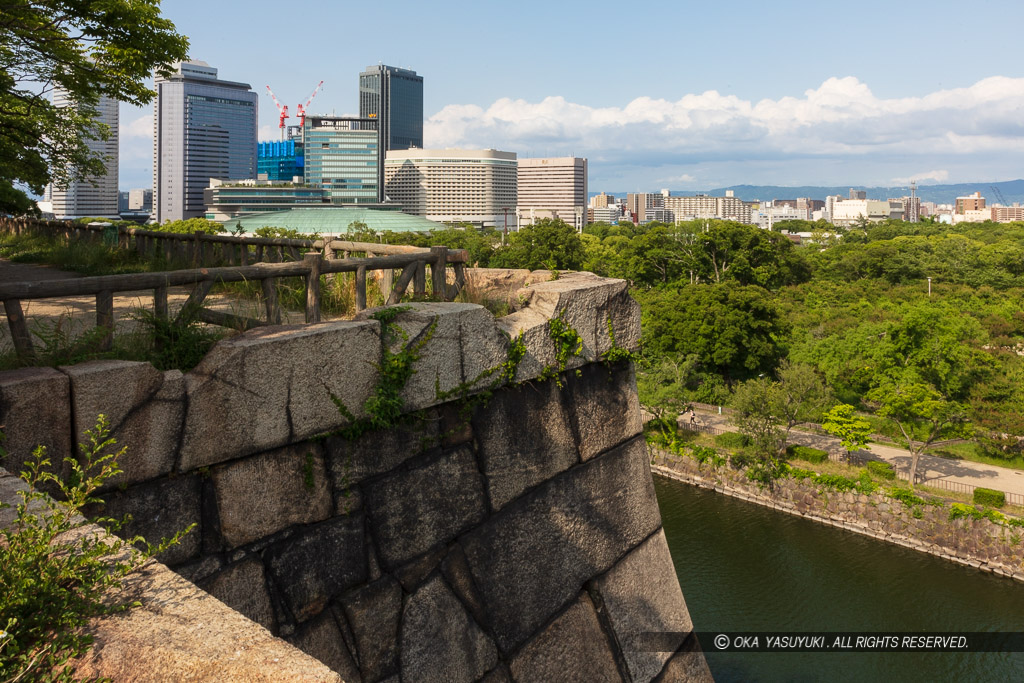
top-left (692, 409), bottom-right (1024, 496)
top-left (0, 259), bottom-right (309, 352)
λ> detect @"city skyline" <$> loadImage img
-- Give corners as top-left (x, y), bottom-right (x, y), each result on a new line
top-left (116, 0), bottom-right (1024, 192)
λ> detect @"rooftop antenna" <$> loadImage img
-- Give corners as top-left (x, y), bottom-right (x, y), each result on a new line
top-left (909, 180), bottom-right (919, 222)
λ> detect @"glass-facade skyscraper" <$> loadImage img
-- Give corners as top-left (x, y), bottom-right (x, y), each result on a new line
top-left (50, 88), bottom-right (119, 219)
top-left (153, 60), bottom-right (258, 223)
top-left (302, 116), bottom-right (381, 204)
top-left (358, 64), bottom-right (423, 152)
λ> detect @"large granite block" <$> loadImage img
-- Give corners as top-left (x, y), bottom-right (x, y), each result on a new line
top-left (264, 514), bottom-right (366, 623)
top-left (93, 474), bottom-right (202, 566)
top-left (324, 414), bottom-right (438, 489)
top-left (461, 436), bottom-right (661, 652)
top-left (0, 367), bottom-right (72, 483)
top-left (211, 443), bottom-right (332, 548)
top-left (653, 635), bottom-right (714, 683)
top-left (287, 611), bottom-right (363, 683)
top-left (498, 273), bottom-right (637, 381)
top-left (180, 321), bottom-right (381, 470)
top-left (592, 529), bottom-right (692, 683)
top-left (341, 576), bottom-right (403, 683)
top-left (508, 593), bottom-right (620, 683)
top-left (563, 362), bottom-right (643, 462)
top-left (364, 447), bottom-right (487, 570)
top-left (198, 556), bottom-right (276, 632)
top-left (355, 303), bottom-right (509, 412)
top-left (399, 575), bottom-right (497, 683)
top-left (472, 379), bottom-right (577, 511)
top-left (63, 361), bottom-right (183, 491)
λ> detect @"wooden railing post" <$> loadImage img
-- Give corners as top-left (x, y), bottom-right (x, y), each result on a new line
top-left (430, 246), bottom-right (448, 300)
top-left (4, 299), bottom-right (35, 361)
top-left (262, 278), bottom-right (281, 324)
top-left (355, 266), bottom-right (367, 312)
top-left (304, 253), bottom-right (322, 323)
top-left (96, 289), bottom-right (114, 351)
top-left (453, 262), bottom-right (466, 299)
top-left (154, 286), bottom-right (169, 321)
top-left (414, 260), bottom-right (426, 298)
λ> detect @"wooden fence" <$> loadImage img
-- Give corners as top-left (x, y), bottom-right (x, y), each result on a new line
top-left (0, 218), bottom-right (468, 361)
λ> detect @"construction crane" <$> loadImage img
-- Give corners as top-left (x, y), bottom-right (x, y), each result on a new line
top-left (296, 80), bottom-right (324, 128)
top-left (265, 85), bottom-right (289, 140)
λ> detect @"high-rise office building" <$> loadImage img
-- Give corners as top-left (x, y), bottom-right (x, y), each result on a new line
top-left (359, 64), bottom-right (423, 152)
top-left (517, 157), bottom-right (588, 230)
top-left (303, 116), bottom-right (382, 204)
top-left (50, 88), bottom-right (119, 219)
top-left (384, 149), bottom-right (517, 227)
top-left (153, 60), bottom-right (258, 223)
top-left (258, 139), bottom-right (304, 181)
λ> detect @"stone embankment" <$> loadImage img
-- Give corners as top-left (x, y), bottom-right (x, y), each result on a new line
top-left (652, 450), bottom-right (1024, 582)
top-left (0, 272), bottom-right (711, 682)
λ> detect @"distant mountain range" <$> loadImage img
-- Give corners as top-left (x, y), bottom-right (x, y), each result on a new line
top-left (593, 180), bottom-right (1024, 206)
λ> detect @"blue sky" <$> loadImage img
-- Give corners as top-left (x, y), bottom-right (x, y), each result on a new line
top-left (119, 0), bottom-right (1024, 192)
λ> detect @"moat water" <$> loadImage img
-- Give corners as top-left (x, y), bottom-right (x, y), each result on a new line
top-left (654, 475), bottom-right (1024, 682)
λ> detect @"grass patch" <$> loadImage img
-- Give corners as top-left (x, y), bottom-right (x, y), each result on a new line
top-left (0, 232), bottom-right (187, 276)
top-left (927, 441), bottom-right (1024, 471)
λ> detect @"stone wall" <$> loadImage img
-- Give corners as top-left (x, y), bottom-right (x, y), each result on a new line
top-left (652, 449), bottom-right (1024, 582)
top-left (0, 272), bottom-right (711, 682)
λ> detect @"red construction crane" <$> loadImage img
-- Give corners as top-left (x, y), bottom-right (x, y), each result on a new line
top-left (265, 85), bottom-right (289, 140)
top-left (296, 80), bottom-right (324, 128)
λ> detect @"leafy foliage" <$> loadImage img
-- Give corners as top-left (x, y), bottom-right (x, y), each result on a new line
top-left (0, 1), bottom-right (189, 213)
top-left (822, 404), bottom-right (873, 455)
top-left (0, 416), bottom-right (192, 681)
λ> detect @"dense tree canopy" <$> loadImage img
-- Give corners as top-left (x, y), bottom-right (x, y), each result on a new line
top-left (1, 1), bottom-right (189, 214)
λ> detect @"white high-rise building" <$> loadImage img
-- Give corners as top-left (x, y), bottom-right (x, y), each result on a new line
top-left (384, 149), bottom-right (517, 227)
top-left (153, 60), bottom-right (258, 223)
top-left (50, 88), bottom-right (119, 219)
top-left (517, 157), bottom-right (588, 230)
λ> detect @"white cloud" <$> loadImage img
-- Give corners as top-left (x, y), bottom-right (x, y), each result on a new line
top-left (119, 114), bottom-right (152, 140)
top-left (425, 76), bottom-right (1024, 186)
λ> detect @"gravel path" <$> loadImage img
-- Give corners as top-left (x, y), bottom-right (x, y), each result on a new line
top-left (693, 409), bottom-right (1024, 496)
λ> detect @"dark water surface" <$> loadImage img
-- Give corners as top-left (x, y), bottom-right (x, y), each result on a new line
top-left (654, 475), bottom-right (1024, 682)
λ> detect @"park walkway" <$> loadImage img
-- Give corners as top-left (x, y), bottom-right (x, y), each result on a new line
top-left (691, 408), bottom-right (1024, 497)
top-left (0, 259), bottom-right (308, 351)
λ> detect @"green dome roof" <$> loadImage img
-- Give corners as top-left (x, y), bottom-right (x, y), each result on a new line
top-left (223, 207), bottom-right (443, 234)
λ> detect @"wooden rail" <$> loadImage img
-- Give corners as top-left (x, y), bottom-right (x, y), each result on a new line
top-left (0, 223), bottom-right (468, 361)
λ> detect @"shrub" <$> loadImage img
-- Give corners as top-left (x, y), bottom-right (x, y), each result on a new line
top-left (715, 432), bottom-right (749, 450)
top-left (867, 460), bottom-right (897, 480)
top-left (888, 487), bottom-right (926, 508)
top-left (729, 451), bottom-right (754, 470)
top-left (786, 445), bottom-right (828, 464)
top-left (974, 487), bottom-right (1006, 508)
top-left (0, 416), bottom-right (192, 681)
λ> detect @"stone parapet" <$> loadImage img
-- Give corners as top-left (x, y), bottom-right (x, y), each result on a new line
top-left (0, 271), bottom-right (708, 681)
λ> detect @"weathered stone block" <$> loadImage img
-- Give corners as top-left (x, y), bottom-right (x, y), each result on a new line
top-left (94, 474), bottom-right (202, 566)
top-left (62, 361), bottom-right (181, 490)
top-left (287, 611), bottom-right (363, 683)
top-left (472, 379), bottom-right (577, 510)
top-left (341, 576), bottom-right (402, 683)
top-left (355, 303), bottom-right (509, 412)
top-left (508, 593), bottom-right (620, 683)
top-left (364, 447), bottom-right (487, 570)
top-left (264, 514), bottom-right (366, 623)
top-left (461, 436), bottom-right (661, 652)
top-left (180, 321), bottom-right (381, 470)
top-left (0, 367), bottom-right (72, 484)
top-left (212, 443), bottom-right (332, 548)
top-left (563, 362), bottom-right (642, 462)
top-left (324, 415), bottom-right (439, 488)
top-left (400, 575), bottom-right (497, 683)
top-left (498, 273), bottom-right (638, 381)
top-left (441, 544), bottom-right (489, 630)
top-left (198, 556), bottom-right (276, 632)
top-left (653, 635), bottom-right (713, 682)
top-left (592, 529), bottom-right (692, 682)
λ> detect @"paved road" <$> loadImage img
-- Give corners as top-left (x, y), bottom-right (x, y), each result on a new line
top-left (691, 409), bottom-right (1024, 497)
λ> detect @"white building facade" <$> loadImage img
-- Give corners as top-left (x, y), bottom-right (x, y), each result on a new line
top-left (516, 157), bottom-right (588, 230)
top-left (50, 88), bottom-right (119, 219)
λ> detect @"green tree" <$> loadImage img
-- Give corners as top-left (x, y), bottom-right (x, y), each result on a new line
top-left (773, 361), bottom-right (832, 441)
top-left (731, 376), bottom-right (787, 458)
top-left (490, 219), bottom-right (585, 271)
top-left (866, 372), bottom-right (973, 487)
top-left (0, 1), bottom-right (190, 213)
top-left (821, 403), bottom-right (872, 459)
top-left (640, 284), bottom-right (787, 383)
